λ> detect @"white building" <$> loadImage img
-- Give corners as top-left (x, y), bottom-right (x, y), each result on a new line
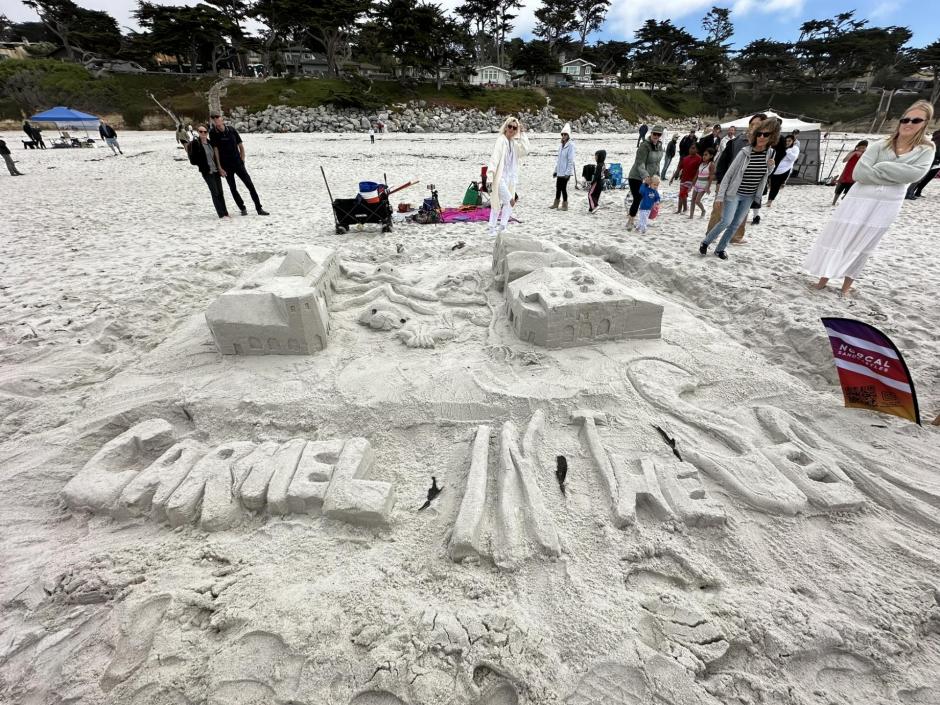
top-left (469, 65), bottom-right (511, 86)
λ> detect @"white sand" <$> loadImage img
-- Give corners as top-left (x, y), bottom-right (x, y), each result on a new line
top-left (1, 131), bottom-right (939, 705)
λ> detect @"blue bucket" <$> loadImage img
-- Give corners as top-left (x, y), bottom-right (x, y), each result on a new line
top-left (358, 181), bottom-right (385, 203)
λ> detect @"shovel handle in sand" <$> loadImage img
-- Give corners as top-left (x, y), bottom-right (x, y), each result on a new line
top-left (388, 179), bottom-right (420, 195)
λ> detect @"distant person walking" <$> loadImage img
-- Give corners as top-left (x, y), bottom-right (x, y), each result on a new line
top-left (98, 120), bottom-right (123, 155)
top-left (832, 140), bottom-right (868, 205)
top-left (176, 123), bottom-right (190, 148)
top-left (766, 134), bottom-right (799, 206)
top-left (369, 126), bottom-right (375, 144)
top-left (627, 124), bottom-right (663, 230)
top-left (805, 101), bottom-right (935, 296)
top-left (661, 134), bottom-right (678, 179)
top-left (588, 149), bottom-right (606, 213)
top-left (1, 139), bottom-right (24, 176)
top-left (905, 129), bottom-right (940, 199)
top-left (209, 112), bottom-right (269, 216)
top-left (187, 124), bottom-right (229, 218)
top-left (22, 120), bottom-right (44, 148)
top-left (551, 122), bottom-right (575, 210)
top-left (698, 117), bottom-right (779, 260)
top-left (637, 123), bottom-right (648, 147)
top-left (486, 116), bottom-right (528, 235)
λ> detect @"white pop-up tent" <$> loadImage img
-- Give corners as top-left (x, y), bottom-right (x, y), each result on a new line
top-left (721, 111), bottom-right (822, 184)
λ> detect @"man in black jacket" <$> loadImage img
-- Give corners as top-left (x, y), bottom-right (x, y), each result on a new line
top-left (98, 120), bottom-right (123, 155)
top-left (188, 124), bottom-right (229, 218)
top-left (678, 129), bottom-right (697, 159)
top-left (697, 124), bottom-right (722, 155)
top-left (1, 139), bottom-right (24, 175)
top-left (208, 112), bottom-right (269, 216)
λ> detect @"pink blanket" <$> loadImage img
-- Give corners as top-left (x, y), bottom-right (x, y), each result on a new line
top-left (439, 206), bottom-right (492, 223)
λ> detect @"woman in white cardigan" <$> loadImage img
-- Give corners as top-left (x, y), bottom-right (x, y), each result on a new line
top-left (805, 100), bottom-right (935, 296)
top-left (487, 116), bottom-right (529, 234)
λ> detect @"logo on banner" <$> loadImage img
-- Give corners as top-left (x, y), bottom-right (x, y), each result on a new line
top-left (821, 317), bottom-right (920, 425)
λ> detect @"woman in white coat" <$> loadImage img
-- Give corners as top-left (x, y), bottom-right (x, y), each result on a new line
top-left (551, 123), bottom-right (575, 210)
top-left (487, 116), bottom-right (529, 234)
top-left (805, 101), bottom-right (935, 296)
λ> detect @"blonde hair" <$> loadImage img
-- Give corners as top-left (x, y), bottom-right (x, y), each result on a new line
top-left (887, 100), bottom-right (935, 152)
top-left (499, 116), bottom-right (520, 138)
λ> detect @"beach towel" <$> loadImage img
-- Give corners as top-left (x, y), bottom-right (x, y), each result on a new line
top-left (439, 206), bottom-right (492, 223)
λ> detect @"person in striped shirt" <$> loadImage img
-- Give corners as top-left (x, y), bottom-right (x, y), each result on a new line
top-left (699, 118), bottom-right (780, 260)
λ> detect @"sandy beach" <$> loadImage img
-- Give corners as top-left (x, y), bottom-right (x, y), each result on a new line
top-left (1, 130), bottom-right (938, 705)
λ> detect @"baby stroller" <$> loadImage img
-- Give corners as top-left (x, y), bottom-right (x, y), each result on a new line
top-left (321, 167), bottom-right (393, 234)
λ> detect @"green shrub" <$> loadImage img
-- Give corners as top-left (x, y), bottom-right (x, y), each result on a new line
top-left (122, 106), bottom-right (147, 128)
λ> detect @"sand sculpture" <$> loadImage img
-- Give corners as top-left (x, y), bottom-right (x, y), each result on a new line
top-left (449, 414), bottom-right (562, 568)
top-left (492, 233), bottom-right (664, 348)
top-left (572, 409), bottom-right (726, 528)
top-left (62, 420), bottom-right (394, 529)
top-left (625, 358), bottom-right (868, 515)
top-left (205, 246), bottom-right (339, 355)
top-left (336, 261), bottom-right (489, 349)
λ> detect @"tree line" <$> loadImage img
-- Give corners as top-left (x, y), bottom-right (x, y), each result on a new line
top-left (1, 1), bottom-right (938, 108)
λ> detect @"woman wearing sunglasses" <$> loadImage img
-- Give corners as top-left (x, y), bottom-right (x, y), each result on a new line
top-left (186, 124), bottom-right (230, 218)
top-left (699, 118), bottom-right (780, 259)
top-left (805, 101), bottom-right (935, 296)
top-left (487, 116), bottom-right (529, 235)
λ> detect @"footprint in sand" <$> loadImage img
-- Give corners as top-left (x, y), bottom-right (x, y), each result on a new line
top-left (129, 683), bottom-right (193, 705)
top-left (100, 594), bottom-right (172, 692)
top-left (567, 662), bottom-right (648, 704)
top-left (209, 630), bottom-right (304, 705)
top-left (472, 665), bottom-right (520, 705)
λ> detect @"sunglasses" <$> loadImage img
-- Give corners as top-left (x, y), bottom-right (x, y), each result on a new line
top-left (899, 117), bottom-right (926, 125)
top-left (651, 132), bottom-right (662, 136)
top-left (754, 131), bottom-right (772, 137)
top-left (198, 129), bottom-right (208, 133)
top-left (506, 125), bottom-right (518, 130)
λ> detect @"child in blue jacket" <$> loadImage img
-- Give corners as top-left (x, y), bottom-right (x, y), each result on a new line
top-left (636, 176), bottom-right (661, 233)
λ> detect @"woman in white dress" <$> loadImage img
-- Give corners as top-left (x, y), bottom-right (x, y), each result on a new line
top-left (805, 101), bottom-right (935, 295)
top-left (487, 116), bottom-right (529, 235)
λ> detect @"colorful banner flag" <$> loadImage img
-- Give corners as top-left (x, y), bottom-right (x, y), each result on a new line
top-left (821, 317), bottom-right (920, 425)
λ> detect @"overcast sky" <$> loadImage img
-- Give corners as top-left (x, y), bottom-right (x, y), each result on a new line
top-left (5, 0), bottom-right (939, 50)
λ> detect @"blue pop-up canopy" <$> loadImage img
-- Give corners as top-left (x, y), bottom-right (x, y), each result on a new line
top-left (30, 106), bottom-right (99, 123)
top-left (30, 106), bottom-right (100, 137)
